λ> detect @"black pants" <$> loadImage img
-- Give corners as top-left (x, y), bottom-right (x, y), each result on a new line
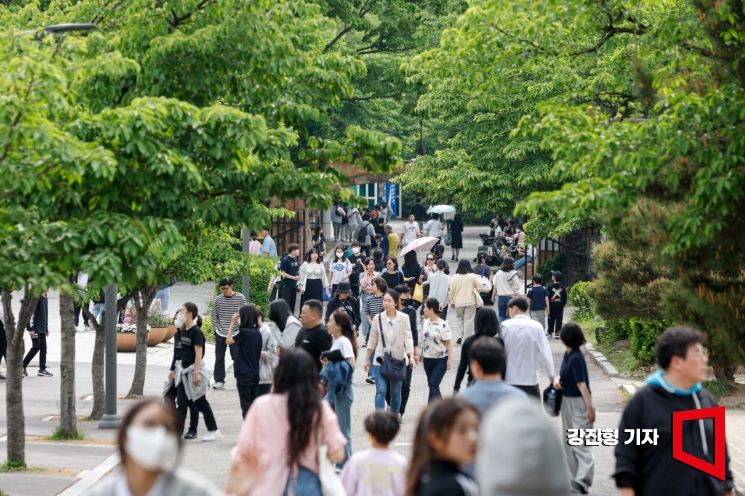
top-left (0, 320), bottom-right (6, 365)
top-left (257, 383), bottom-right (272, 396)
top-left (386, 365), bottom-right (414, 416)
top-left (165, 385), bottom-right (198, 432)
top-left (547, 306), bottom-right (564, 336)
top-left (423, 357), bottom-right (447, 402)
top-left (514, 384), bottom-right (541, 400)
top-left (176, 383), bottom-right (218, 434)
top-left (280, 285), bottom-right (298, 315)
top-left (74, 302), bottom-right (89, 327)
top-left (236, 375), bottom-right (260, 418)
top-left (213, 334), bottom-right (236, 384)
top-left (23, 334), bottom-right (47, 370)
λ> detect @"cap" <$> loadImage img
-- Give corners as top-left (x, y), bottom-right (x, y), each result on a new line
top-left (336, 282), bottom-right (352, 293)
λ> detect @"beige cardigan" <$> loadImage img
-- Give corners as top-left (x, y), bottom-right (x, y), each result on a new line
top-left (448, 273), bottom-right (482, 307)
top-left (367, 310), bottom-right (415, 362)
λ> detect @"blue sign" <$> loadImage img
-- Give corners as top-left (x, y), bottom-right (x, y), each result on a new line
top-left (385, 182), bottom-right (399, 219)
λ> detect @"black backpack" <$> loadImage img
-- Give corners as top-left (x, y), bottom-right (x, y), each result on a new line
top-left (356, 222), bottom-right (369, 243)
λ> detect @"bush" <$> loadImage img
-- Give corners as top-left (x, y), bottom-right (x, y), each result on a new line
top-left (201, 315), bottom-right (215, 344)
top-left (213, 255), bottom-right (278, 313)
top-left (602, 317), bottom-right (673, 363)
top-left (537, 253), bottom-right (565, 279)
top-left (569, 281), bottom-right (595, 320)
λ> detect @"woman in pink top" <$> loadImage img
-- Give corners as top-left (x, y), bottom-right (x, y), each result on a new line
top-left (227, 349), bottom-right (346, 496)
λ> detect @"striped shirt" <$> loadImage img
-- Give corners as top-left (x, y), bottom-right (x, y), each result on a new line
top-left (364, 295), bottom-right (385, 319)
top-left (211, 292), bottom-right (247, 337)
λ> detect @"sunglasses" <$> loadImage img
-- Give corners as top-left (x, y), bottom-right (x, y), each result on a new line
top-left (426, 258), bottom-right (435, 261)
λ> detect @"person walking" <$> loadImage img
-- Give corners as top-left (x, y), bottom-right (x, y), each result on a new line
top-left (328, 247), bottom-right (353, 296)
top-left (554, 323), bottom-right (595, 495)
top-left (324, 282), bottom-right (360, 329)
top-left (500, 297), bottom-right (557, 399)
top-left (210, 278), bottom-right (246, 390)
top-left (173, 303), bottom-right (220, 441)
top-left (405, 398), bottom-right (480, 496)
top-left (401, 213), bottom-right (421, 247)
top-left (346, 204), bottom-right (362, 243)
top-left (256, 307), bottom-right (279, 397)
top-left (356, 216), bottom-right (376, 257)
top-left (331, 202), bottom-right (343, 242)
top-left (298, 248), bottom-right (329, 307)
top-left (320, 310), bottom-right (358, 466)
top-left (393, 285), bottom-right (420, 422)
top-left (547, 271), bottom-right (567, 339)
top-left (260, 228), bottom-right (277, 257)
top-left (279, 244), bottom-right (301, 314)
top-left (23, 290), bottom-right (52, 377)
top-left (382, 256), bottom-right (405, 289)
top-left (226, 305), bottom-right (263, 418)
top-left (362, 276), bottom-right (387, 384)
top-left (74, 272), bottom-right (91, 331)
top-left (527, 273), bottom-right (549, 332)
top-left (613, 327), bottom-right (736, 496)
top-left (449, 214), bottom-right (464, 261)
top-left (459, 337), bottom-right (527, 414)
top-left (247, 232), bottom-right (262, 256)
top-left (0, 295), bottom-right (6, 380)
top-left (295, 299), bottom-right (333, 372)
top-left (472, 254), bottom-right (493, 306)
top-left (227, 349), bottom-right (346, 496)
top-left (453, 307), bottom-right (500, 393)
top-left (341, 411), bottom-right (407, 496)
top-left (427, 260), bottom-right (451, 320)
top-left (267, 299), bottom-right (302, 356)
top-left (447, 260), bottom-right (482, 344)
top-left (311, 226), bottom-right (327, 262)
top-left (364, 289), bottom-right (414, 415)
top-left (424, 214), bottom-right (444, 242)
top-left (385, 224), bottom-right (400, 256)
top-left (421, 298), bottom-right (453, 402)
top-left (359, 259), bottom-right (381, 336)
top-left (347, 242), bottom-right (365, 298)
top-left (165, 312), bottom-right (200, 440)
top-left (401, 251), bottom-right (422, 290)
top-left (492, 257), bottom-right (520, 323)
top-left (83, 399), bottom-right (221, 496)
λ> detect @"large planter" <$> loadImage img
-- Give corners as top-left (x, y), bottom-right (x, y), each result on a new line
top-left (116, 333), bottom-right (137, 352)
top-left (148, 327), bottom-right (168, 346)
top-left (164, 324), bottom-right (177, 342)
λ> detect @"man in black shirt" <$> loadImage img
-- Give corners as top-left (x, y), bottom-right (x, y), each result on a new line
top-left (279, 243), bottom-right (301, 314)
top-left (295, 299), bottom-right (332, 372)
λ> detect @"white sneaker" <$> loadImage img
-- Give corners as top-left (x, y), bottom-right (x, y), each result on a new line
top-left (202, 430), bottom-right (221, 442)
top-left (212, 382), bottom-right (225, 390)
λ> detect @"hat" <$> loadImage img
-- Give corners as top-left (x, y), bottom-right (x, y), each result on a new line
top-left (336, 282), bottom-right (352, 293)
top-left (551, 271), bottom-right (564, 282)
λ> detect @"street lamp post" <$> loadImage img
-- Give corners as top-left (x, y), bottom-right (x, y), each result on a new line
top-left (98, 283), bottom-right (120, 429)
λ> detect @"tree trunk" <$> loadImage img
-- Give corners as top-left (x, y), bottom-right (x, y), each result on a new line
top-left (59, 292), bottom-right (77, 437)
top-left (127, 287), bottom-right (157, 398)
top-left (85, 306), bottom-right (105, 421)
top-left (2, 288), bottom-right (38, 468)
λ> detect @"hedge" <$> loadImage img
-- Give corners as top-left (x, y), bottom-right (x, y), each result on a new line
top-left (602, 317), bottom-right (674, 364)
top-left (568, 281), bottom-right (594, 320)
top-left (213, 255), bottom-right (278, 313)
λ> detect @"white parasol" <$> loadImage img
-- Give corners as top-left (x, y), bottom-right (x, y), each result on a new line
top-left (399, 236), bottom-right (440, 257)
top-left (426, 204), bottom-right (456, 215)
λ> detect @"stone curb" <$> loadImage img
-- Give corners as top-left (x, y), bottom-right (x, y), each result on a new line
top-left (585, 342), bottom-right (619, 377)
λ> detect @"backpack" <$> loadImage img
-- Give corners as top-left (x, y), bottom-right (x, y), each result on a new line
top-left (356, 222), bottom-right (369, 243)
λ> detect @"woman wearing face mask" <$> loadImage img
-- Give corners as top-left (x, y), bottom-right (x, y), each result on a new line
top-left (328, 248), bottom-right (353, 297)
top-left (83, 399), bottom-right (220, 496)
top-left (165, 311), bottom-right (200, 440)
top-left (347, 242), bottom-right (364, 298)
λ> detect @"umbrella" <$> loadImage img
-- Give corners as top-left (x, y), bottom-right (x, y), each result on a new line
top-left (399, 236), bottom-right (440, 257)
top-left (427, 204), bottom-right (456, 215)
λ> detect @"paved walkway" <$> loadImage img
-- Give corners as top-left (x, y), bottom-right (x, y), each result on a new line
top-left (1, 220), bottom-right (743, 495)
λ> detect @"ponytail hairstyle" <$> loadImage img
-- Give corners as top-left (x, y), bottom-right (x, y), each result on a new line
top-left (405, 398), bottom-right (480, 496)
top-left (330, 310), bottom-right (358, 358)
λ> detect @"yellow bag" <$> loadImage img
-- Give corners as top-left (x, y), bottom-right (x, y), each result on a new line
top-left (412, 283), bottom-right (425, 303)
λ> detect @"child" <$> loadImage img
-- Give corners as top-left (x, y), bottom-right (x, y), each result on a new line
top-left (341, 411), bottom-right (407, 496)
top-left (405, 398), bottom-right (480, 496)
top-left (526, 274), bottom-right (549, 332)
top-left (547, 271), bottom-right (568, 339)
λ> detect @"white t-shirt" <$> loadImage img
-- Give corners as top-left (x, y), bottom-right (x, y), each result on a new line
top-left (425, 219), bottom-right (442, 238)
top-left (402, 221), bottom-right (419, 245)
top-left (331, 335), bottom-right (355, 359)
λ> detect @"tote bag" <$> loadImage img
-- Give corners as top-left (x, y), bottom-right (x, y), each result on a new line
top-left (317, 426), bottom-right (345, 496)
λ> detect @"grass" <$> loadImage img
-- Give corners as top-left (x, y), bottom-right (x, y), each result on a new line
top-left (575, 317), bottom-right (644, 378)
top-left (0, 461), bottom-right (42, 473)
top-left (703, 380), bottom-right (739, 400)
top-left (47, 427), bottom-right (85, 441)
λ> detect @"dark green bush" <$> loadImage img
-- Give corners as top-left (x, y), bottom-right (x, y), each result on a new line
top-left (213, 255), bottom-right (278, 313)
top-left (537, 253), bottom-right (565, 279)
top-left (569, 281), bottom-right (594, 320)
top-left (602, 318), bottom-right (673, 363)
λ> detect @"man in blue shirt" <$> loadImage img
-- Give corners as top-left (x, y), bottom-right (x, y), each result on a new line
top-left (261, 228), bottom-right (277, 257)
top-left (279, 243), bottom-right (301, 314)
top-left (526, 273), bottom-right (549, 332)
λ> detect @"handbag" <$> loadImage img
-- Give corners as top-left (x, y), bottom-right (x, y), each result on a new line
top-left (377, 314), bottom-right (407, 382)
top-left (477, 275), bottom-right (492, 293)
top-left (472, 288), bottom-right (484, 308)
top-left (444, 232), bottom-right (452, 246)
top-left (412, 283), bottom-right (425, 303)
top-left (316, 424), bottom-right (346, 496)
top-left (542, 384), bottom-right (563, 417)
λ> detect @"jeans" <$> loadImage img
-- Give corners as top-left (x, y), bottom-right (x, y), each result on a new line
top-left (497, 295), bottom-right (512, 322)
top-left (387, 365), bottom-right (413, 415)
top-left (329, 383), bottom-right (353, 464)
top-left (373, 365), bottom-right (402, 413)
top-left (176, 383), bottom-right (218, 434)
top-left (283, 466), bottom-right (321, 496)
top-left (423, 357), bottom-right (448, 402)
top-left (214, 334), bottom-right (236, 384)
top-left (236, 375), bottom-right (259, 418)
top-left (156, 287), bottom-right (171, 312)
top-left (548, 306), bottom-right (564, 336)
top-left (23, 334), bottom-right (47, 370)
top-left (91, 303), bottom-right (105, 324)
top-left (332, 222), bottom-right (342, 241)
top-left (514, 255), bottom-right (533, 270)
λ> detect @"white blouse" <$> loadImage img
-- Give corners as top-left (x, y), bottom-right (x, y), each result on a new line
top-left (299, 262), bottom-right (329, 288)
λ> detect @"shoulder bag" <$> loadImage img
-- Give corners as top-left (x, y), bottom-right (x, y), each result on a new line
top-left (316, 422), bottom-right (346, 496)
top-left (377, 314), bottom-right (407, 382)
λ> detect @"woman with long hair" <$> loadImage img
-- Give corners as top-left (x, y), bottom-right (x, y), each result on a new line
top-left (401, 250), bottom-right (422, 289)
top-left (311, 225), bottom-right (327, 262)
top-left (267, 299), bottom-right (302, 355)
top-left (228, 349), bottom-right (346, 495)
top-left (453, 307), bottom-right (501, 393)
top-left (362, 277), bottom-right (388, 384)
top-left (492, 257), bottom-right (520, 323)
top-left (166, 312), bottom-right (201, 440)
top-left (321, 310), bottom-right (358, 466)
top-left (447, 260), bottom-right (483, 344)
top-left (421, 298), bottom-right (453, 402)
top-left (227, 305), bottom-right (263, 418)
top-left (405, 398), bottom-right (480, 496)
top-left (298, 248), bottom-right (329, 306)
top-left (382, 256), bottom-right (405, 289)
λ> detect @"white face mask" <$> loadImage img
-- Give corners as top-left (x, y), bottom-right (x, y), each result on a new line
top-left (352, 247), bottom-right (360, 254)
top-left (126, 425), bottom-right (179, 472)
top-left (336, 252), bottom-right (343, 258)
top-left (174, 314), bottom-right (186, 329)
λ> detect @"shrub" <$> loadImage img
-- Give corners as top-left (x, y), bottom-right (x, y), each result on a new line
top-left (201, 315), bottom-right (215, 344)
top-left (569, 281), bottom-right (595, 320)
top-left (602, 317), bottom-right (673, 363)
top-left (537, 252), bottom-right (565, 278)
top-left (213, 255), bottom-right (278, 313)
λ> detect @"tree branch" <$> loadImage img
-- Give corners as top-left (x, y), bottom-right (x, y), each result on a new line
top-left (342, 92), bottom-right (402, 102)
top-left (324, 24), bottom-right (352, 53)
top-left (169, 0), bottom-right (213, 28)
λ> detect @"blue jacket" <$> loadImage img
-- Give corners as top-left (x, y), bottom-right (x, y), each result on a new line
top-left (320, 359), bottom-right (354, 387)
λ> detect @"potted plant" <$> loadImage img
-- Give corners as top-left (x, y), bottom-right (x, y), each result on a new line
top-left (147, 311), bottom-right (170, 346)
top-left (116, 323), bottom-right (139, 352)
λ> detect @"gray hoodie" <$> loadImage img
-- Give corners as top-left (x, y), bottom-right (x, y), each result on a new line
top-left (477, 400), bottom-right (571, 496)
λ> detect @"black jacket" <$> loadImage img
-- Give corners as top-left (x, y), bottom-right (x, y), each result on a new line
top-left (325, 296), bottom-right (360, 327)
top-left (613, 384), bottom-right (734, 496)
top-left (30, 295), bottom-right (49, 334)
